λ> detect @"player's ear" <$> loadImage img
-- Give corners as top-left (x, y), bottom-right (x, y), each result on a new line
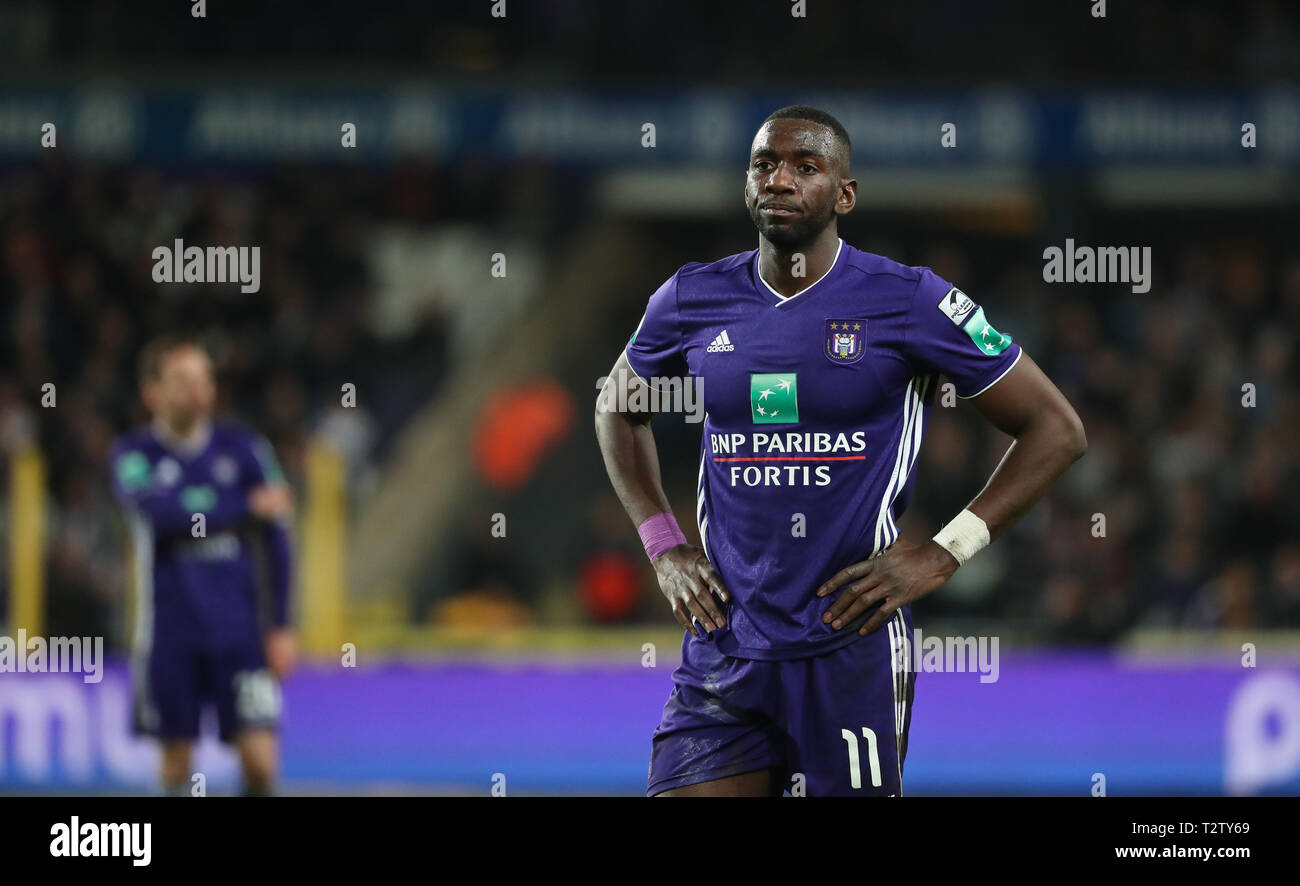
top-left (836, 178), bottom-right (857, 215)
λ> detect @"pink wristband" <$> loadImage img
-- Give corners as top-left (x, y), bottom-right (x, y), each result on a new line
top-left (638, 512), bottom-right (688, 561)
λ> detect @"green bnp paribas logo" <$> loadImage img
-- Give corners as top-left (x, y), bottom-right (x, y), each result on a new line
top-left (180, 484), bottom-right (218, 512)
top-left (750, 373), bottom-right (798, 424)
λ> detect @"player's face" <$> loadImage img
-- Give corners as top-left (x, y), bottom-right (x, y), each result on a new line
top-left (146, 346), bottom-right (216, 429)
top-left (745, 120), bottom-right (849, 250)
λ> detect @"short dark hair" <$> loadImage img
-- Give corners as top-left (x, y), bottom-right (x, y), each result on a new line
top-left (761, 105), bottom-right (852, 174)
top-left (138, 334), bottom-right (207, 384)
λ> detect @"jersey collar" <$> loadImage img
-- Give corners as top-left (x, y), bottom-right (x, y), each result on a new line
top-left (754, 237), bottom-right (844, 309)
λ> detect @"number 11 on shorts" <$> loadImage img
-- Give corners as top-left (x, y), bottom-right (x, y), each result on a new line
top-left (841, 727), bottom-right (882, 789)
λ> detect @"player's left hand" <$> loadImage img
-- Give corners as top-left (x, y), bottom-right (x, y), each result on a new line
top-left (816, 538), bottom-right (959, 636)
top-left (265, 627), bottom-right (299, 679)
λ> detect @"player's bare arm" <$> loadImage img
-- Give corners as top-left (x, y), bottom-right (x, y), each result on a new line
top-left (246, 478), bottom-right (298, 677)
top-left (262, 487), bottom-right (298, 679)
top-left (595, 350), bottom-right (731, 637)
top-left (818, 351), bottom-right (1086, 636)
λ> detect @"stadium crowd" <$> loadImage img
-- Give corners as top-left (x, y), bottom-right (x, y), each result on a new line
top-left (0, 159), bottom-right (453, 645)
top-left (5, 0), bottom-right (1298, 86)
top-left (1, 164), bottom-right (1296, 649)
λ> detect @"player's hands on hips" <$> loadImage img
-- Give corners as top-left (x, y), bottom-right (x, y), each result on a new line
top-left (248, 483), bottom-right (294, 520)
top-left (652, 544), bottom-right (731, 638)
top-left (265, 627), bottom-right (298, 679)
top-left (816, 538), bottom-right (959, 636)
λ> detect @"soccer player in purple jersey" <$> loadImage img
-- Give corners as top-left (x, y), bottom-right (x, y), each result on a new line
top-left (595, 106), bottom-right (1086, 796)
top-left (109, 336), bottom-right (297, 796)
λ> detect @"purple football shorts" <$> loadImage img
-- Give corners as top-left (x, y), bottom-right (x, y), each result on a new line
top-left (648, 605), bottom-right (915, 796)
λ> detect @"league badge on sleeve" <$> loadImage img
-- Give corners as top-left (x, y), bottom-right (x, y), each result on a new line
top-left (938, 287), bottom-right (978, 326)
top-left (115, 451), bottom-right (152, 492)
top-left (824, 319), bottom-right (865, 364)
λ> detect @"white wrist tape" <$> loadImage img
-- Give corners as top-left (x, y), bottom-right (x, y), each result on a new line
top-left (932, 508), bottom-right (990, 567)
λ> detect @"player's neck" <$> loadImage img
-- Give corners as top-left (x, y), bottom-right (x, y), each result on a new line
top-left (757, 230), bottom-right (842, 299)
top-left (152, 415), bottom-right (212, 455)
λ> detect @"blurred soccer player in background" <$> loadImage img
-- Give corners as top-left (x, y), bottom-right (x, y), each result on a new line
top-left (596, 106), bottom-right (1087, 796)
top-left (109, 336), bottom-right (297, 796)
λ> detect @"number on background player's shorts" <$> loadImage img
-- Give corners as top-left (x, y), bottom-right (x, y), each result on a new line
top-left (234, 669), bottom-right (282, 724)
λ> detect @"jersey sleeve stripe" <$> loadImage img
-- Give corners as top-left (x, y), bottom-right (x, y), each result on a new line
top-left (956, 348), bottom-right (1023, 400)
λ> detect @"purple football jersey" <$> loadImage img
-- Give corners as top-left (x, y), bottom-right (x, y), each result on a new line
top-left (109, 422), bottom-right (293, 650)
top-left (625, 239), bottom-right (1021, 660)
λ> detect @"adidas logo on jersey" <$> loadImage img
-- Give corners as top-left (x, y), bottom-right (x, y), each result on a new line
top-left (706, 330), bottom-right (735, 352)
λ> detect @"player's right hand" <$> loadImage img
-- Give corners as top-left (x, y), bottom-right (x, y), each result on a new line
top-left (651, 544), bottom-right (730, 638)
top-left (265, 627), bottom-right (299, 679)
top-left (248, 483), bottom-right (294, 520)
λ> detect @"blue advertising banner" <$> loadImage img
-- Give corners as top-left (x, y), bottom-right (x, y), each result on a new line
top-left (0, 87), bottom-right (1295, 168)
top-left (2, 653), bottom-right (1298, 795)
